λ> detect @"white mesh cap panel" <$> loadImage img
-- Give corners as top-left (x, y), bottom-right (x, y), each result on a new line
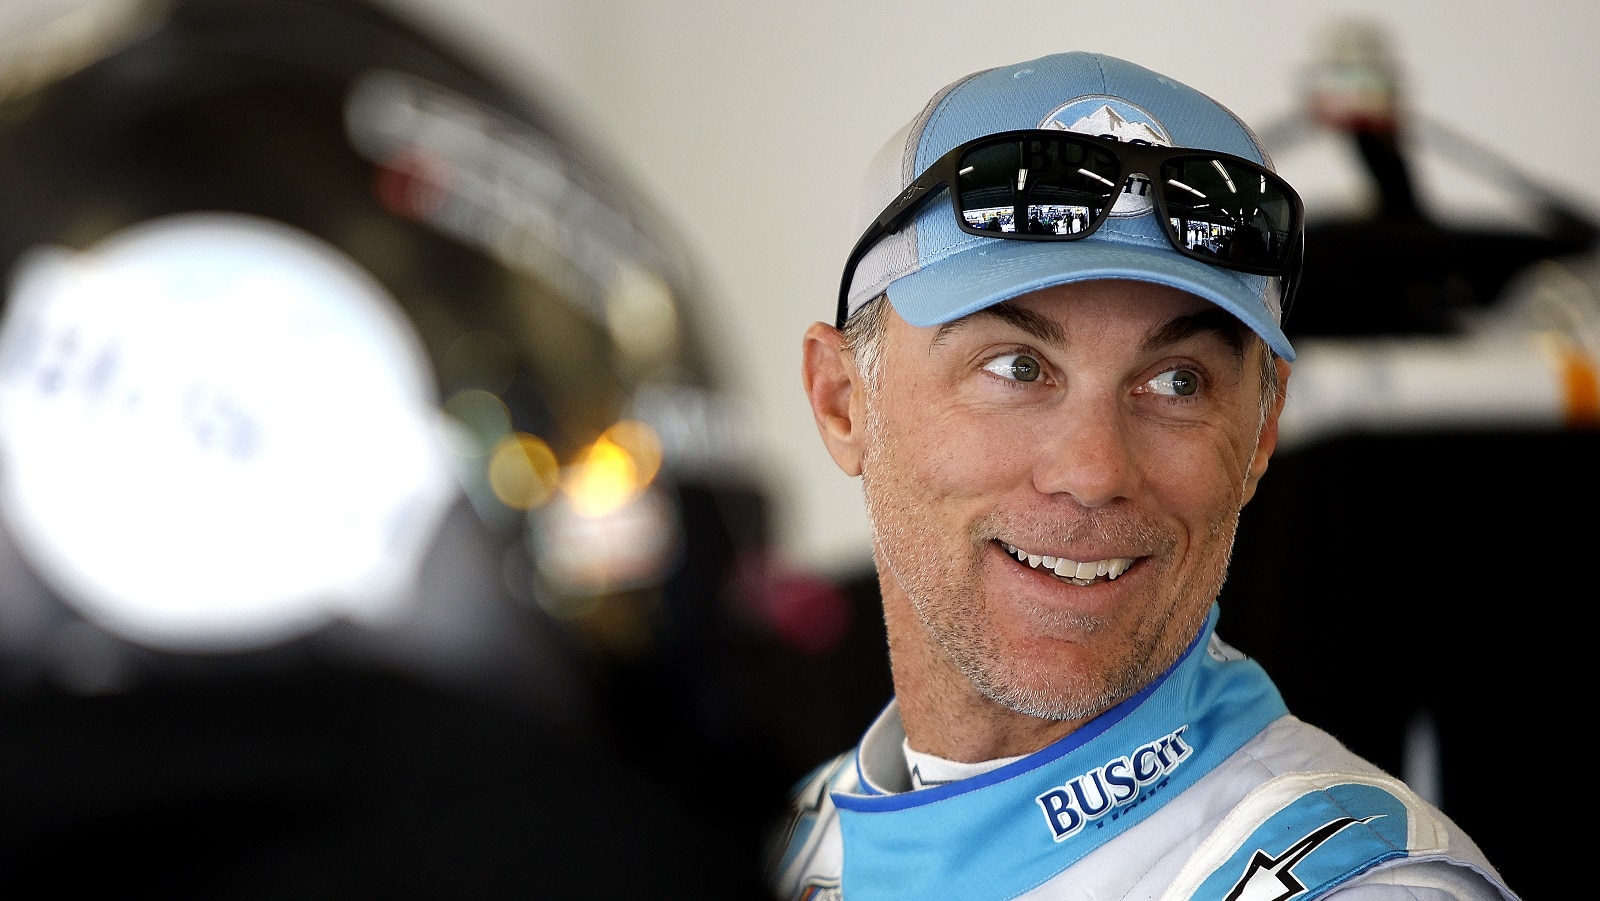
top-left (842, 74), bottom-right (974, 319)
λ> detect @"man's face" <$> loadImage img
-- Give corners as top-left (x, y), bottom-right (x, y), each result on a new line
top-left (850, 279), bottom-right (1286, 731)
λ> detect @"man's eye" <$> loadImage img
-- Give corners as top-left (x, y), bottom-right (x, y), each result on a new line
top-left (1147, 368), bottom-right (1200, 396)
top-left (983, 353), bottom-right (1042, 382)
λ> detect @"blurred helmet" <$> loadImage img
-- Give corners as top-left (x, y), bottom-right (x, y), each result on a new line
top-left (0, 1), bottom-right (780, 893)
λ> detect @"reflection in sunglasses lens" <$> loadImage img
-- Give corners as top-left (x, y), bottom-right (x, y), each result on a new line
top-left (949, 135), bottom-right (1294, 275)
top-left (1162, 158), bottom-right (1293, 269)
top-left (957, 137), bottom-right (1118, 236)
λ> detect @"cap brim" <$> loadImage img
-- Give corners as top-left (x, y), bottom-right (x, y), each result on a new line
top-left (885, 237), bottom-right (1295, 361)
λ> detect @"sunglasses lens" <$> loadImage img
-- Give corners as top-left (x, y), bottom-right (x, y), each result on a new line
top-left (956, 136), bottom-right (1119, 236)
top-left (1159, 157), bottom-right (1296, 270)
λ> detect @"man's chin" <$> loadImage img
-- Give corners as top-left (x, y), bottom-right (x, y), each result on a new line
top-left (970, 661), bottom-right (1128, 724)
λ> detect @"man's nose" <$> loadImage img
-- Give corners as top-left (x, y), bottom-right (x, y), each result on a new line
top-left (1029, 399), bottom-right (1138, 508)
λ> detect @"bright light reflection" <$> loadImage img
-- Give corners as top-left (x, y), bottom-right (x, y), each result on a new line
top-left (1167, 178), bottom-right (1206, 200)
top-left (600, 419), bottom-right (662, 486)
top-left (605, 264), bottom-right (679, 364)
top-left (564, 437), bottom-right (639, 518)
top-left (0, 213), bottom-right (456, 652)
top-left (1212, 159), bottom-right (1237, 193)
top-left (530, 486), bottom-right (679, 598)
top-left (488, 432), bottom-right (559, 509)
top-left (1078, 168), bottom-right (1115, 188)
top-left (554, 420), bottom-right (665, 519)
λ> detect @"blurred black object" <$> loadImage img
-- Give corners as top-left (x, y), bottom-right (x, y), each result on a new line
top-left (1285, 128), bottom-right (1598, 337)
top-left (1218, 20), bottom-right (1598, 901)
top-left (1220, 429), bottom-right (1587, 901)
top-left (1257, 19), bottom-right (1599, 339)
top-left (0, 0), bottom-right (825, 895)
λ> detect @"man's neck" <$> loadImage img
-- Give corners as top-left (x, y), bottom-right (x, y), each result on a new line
top-left (896, 683), bottom-right (1091, 762)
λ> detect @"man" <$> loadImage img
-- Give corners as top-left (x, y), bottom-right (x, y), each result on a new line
top-left (767, 51), bottom-right (1518, 901)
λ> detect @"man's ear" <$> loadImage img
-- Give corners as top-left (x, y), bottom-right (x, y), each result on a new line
top-left (1242, 356), bottom-right (1292, 506)
top-left (802, 320), bottom-right (866, 477)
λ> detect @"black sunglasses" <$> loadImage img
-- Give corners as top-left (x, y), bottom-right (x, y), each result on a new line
top-left (836, 128), bottom-right (1305, 328)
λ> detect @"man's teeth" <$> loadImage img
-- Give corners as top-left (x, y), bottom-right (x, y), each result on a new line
top-left (1002, 543), bottom-right (1132, 586)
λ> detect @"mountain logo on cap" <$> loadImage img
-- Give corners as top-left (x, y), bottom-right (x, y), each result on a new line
top-left (1040, 97), bottom-right (1169, 219)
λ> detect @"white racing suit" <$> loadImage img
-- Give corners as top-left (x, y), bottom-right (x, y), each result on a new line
top-left (767, 605), bottom-right (1518, 900)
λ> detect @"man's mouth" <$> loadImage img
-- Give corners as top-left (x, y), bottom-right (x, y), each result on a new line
top-left (1000, 542), bottom-right (1134, 587)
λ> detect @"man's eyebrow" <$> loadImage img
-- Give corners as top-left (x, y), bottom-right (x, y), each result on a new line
top-left (933, 303), bottom-right (1064, 346)
top-left (1146, 306), bottom-right (1248, 355)
top-left (933, 301), bottom-right (1245, 355)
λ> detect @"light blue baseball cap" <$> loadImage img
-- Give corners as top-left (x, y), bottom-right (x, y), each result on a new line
top-left (842, 51), bottom-right (1297, 361)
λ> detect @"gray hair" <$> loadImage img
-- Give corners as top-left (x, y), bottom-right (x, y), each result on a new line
top-left (839, 293), bottom-right (890, 390)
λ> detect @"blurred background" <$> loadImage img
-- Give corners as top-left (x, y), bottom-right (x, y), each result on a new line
top-left (0, 0), bottom-right (1592, 898)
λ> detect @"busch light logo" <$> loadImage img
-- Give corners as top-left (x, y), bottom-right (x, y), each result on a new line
top-left (1035, 726), bottom-right (1192, 841)
top-left (1040, 97), bottom-right (1170, 219)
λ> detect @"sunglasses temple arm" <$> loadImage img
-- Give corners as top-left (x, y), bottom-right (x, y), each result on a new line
top-left (836, 233), bottom-right (875, 328)
top-left (1278, 234), bottom-right (1305, 330)
top-left (834, 185), bottom-right (947, 328)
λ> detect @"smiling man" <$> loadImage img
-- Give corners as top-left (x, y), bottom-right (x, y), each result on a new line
top-left (767, 51), bottom-right (1518, 901)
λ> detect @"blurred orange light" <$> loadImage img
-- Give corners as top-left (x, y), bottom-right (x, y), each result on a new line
top-left (564, 436), bottom-right (639, 518)
top-left (600, 419), bottom-right (662, 486)
top-left (488, 432), bottom-right (559, 509)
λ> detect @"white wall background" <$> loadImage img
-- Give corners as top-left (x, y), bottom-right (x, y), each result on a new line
top-left (14, 0), bottom-right (1599, 577)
